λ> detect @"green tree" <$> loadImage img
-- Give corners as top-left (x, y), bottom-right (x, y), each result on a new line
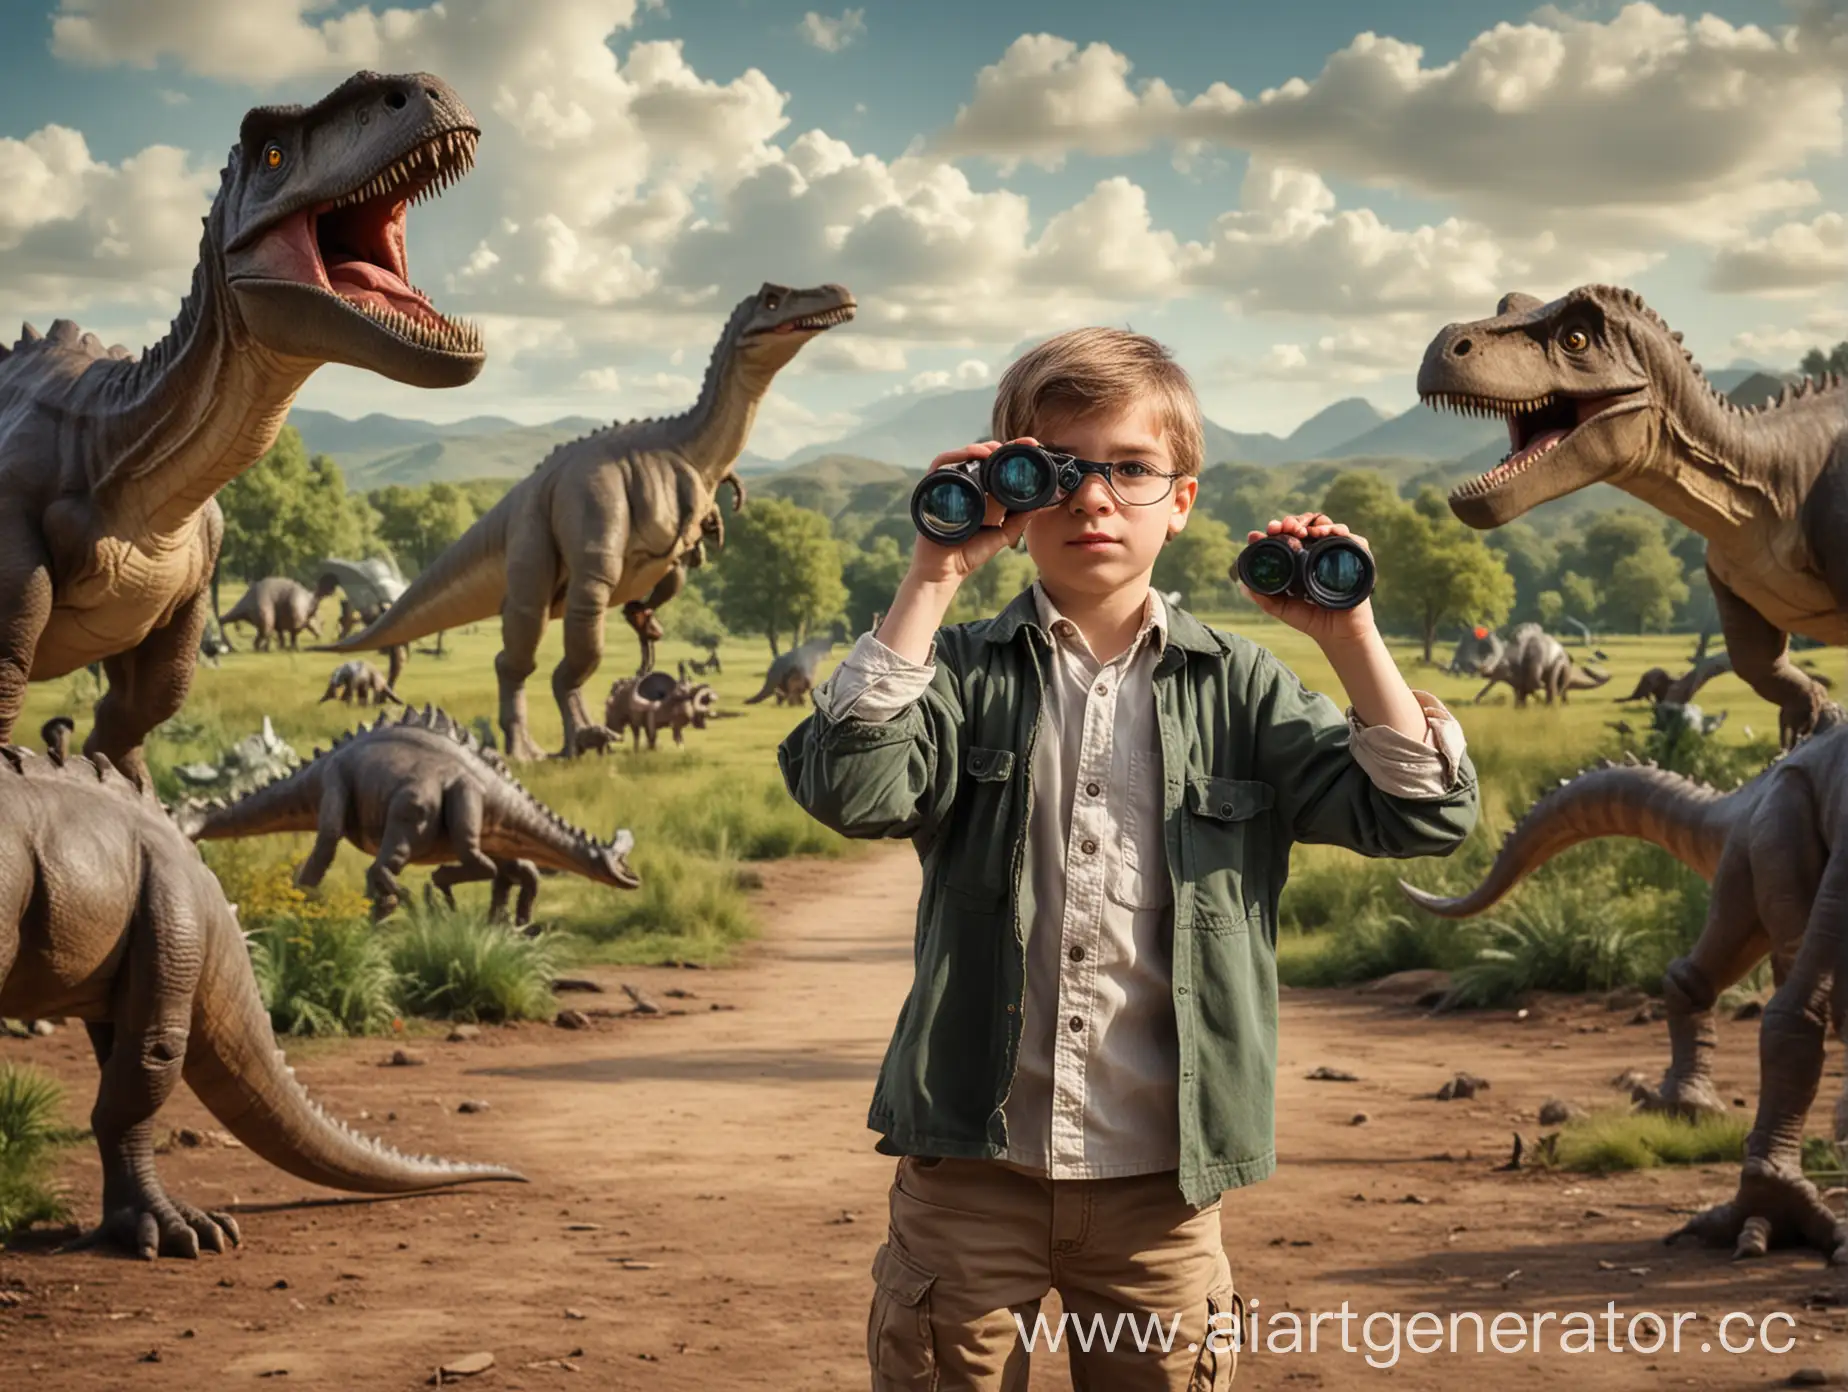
top-left (946, 544), bottom-right (1037, 624)
top-left (1605, 547), bottom-right (1689, 632)
top-left (1558, 571), bottom-right (1600, 627)
top-left (840, 535), bottom-right (912, 633)
top-left (1392, 497), bottom-right (1516, 663)
top-left (1579, 513), bottom-right (1667, 592)
top-left (1152, 513), bottom-right (1237, 609)
top-left (709, 497), bottom-right (847, 654)
top-left (1536, 589), bottom-right (1565, 629)
top-left (217, 427), bottom-right (379, 581)
top-left (1485, 522), bottom-right (1558, 621)
top-left (1800, 341), bottom-right (1848, 379)
top-left (367, 482), bottom-right (474, 574)
top-left (656, 576), bottom-right (729, 649)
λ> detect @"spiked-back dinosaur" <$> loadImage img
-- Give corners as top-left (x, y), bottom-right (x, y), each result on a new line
top-left (0, 72), bottom-right (483, 789)
top-left (325, 284), bottom-right (850, 761)
top-left (1470, 622), bottom-right (1609, 705)
top-left (0, 744), bottom-right (520, 1258)
top-left (324, 283), bottom-right (853, 758)
top-left (176, 705), bottom-right (640, 927)
top-left (1398, 728), bottom-right (1848, 1263)
top-left (1419, 284), bottom-right (1848, 745)
top-left (219, 574), bottom-right (339, 650)
top-left (744, 630), bottom-right (844, 706)
top-left (320, 658), bottom-right (401, 706)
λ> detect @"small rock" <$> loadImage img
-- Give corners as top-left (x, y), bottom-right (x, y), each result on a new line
top-left (564, 1223), bottom-right (601, 1231)
top-left (555, 1009), bottom-right (591, 1030)
top-left (551, 978), bottom-right (604, 994)
top-left (1306, 1065), bottom-right (1359, 1082)
top-left (27, 1019), bottom-right (55, 1036)
top-left (1610, 1068), bottom-right (1651, 1092)
top-left (616, 1259), bottom-right (656, 1270)
top-left (1583, 1208), bottom-right (1609, 1219)
top-left (1538, 1098), bottom-right (1583, 1126)
top-left (140, 1350), bottom-right (162, 1364)
top-left (387, 1049), bottom-right (425, 1067)
top-left (1399, 1194), bottom-right (1429, 1205)
top-left (564, 1308), bottom-right (587, 1320)
top-left (1436, 1072), bottom-right (1489, 1101)
top-left (621, 983), bottom-right (660, 1015)
top-left (1733, 999), bottom-right (1764, 1021)
top-left (1788, 1370), bottom-right (1831, 1387)
top-left (271, 1279), bottom-right (290, 1290)
top-left (1349, 1112), bottom-right (1369, 1126)
top-left (446, 1025), bottom-right (481, 1043)
top-left (828, 1210), bottom-right (857, 1224)
top-left (0, 1291), bottom-right (23, 1308)
top-left (434, 1352), bottom-right (495, 1381)
top-left (457, 1100), bottom-right (489, 1114)
top-left (663, 987), bottom-right (697, 999)
top-left (708, 1002), bottom-right (736, 1012)
top-left (1628, 1000), bottom-right (1667, 1024)
top-left (1358, 968), bottom-right (1451, 998)
top-left (1734, 1096), bottom-right (1749, 1107)
top-left (1604, 987), bottom-right (1647, 1011)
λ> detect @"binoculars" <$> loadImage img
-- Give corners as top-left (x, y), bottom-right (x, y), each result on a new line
top-left (1234, 534), bottom-right (1375, 610)
top-left (910, 444), bottom-right (1069, 545)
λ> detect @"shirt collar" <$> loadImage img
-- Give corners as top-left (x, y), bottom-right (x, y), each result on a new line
top-left (1031, 580), bottom-right (1169, 659)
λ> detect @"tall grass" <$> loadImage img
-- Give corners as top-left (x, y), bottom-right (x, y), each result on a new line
top-left (560, 840), bottom-right (757, 965)
top-left (1545, 1109), bottom-right (1748, 1173)
top-left (0, 1064), bottom-right (74, 1240)
top-left (387, 902), bottom-right (560, 1023)
top-left (249, 914), bottom-right (400, 1037)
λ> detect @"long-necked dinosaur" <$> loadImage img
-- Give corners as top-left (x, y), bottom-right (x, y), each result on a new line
top-left (1419, 284), bottom-right (1848, 745)
top-left (176, 705), bottom-right (640, 926)
top-left (1471, 621), bottom-right (1609, 705)
top-left (0, 744), bottom-right (520, 1259)
top-left (218, 574), bottom-right (338, 650)
top-left (743, 629), bottom-right (844, 706)
top-left (0, 71), bottom-right (483, 789)
top-left (1399, 730), bottom-right (1848, 1262)
top-left (324, 283), bottom-right (854, 758)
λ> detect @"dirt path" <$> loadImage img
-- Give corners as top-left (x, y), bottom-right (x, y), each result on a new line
top-left (4, 846), bottom-right (1847, 1389)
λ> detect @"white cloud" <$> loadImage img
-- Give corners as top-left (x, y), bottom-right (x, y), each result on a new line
top-left (798, 336), bottom-right (909, 373)
top-left (1708, 214), bottom-right (1848, 295)
top-left (746, 389), bottom-right (860, 457)
top-left (935, 9), bottom-right (1845, 245)
top-left (1730, 307), bottom-right (1848, 362)
top-left (799, 9), bottom-right (865, 54)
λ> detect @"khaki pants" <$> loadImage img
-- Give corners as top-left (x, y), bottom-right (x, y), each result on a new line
top-left (866, 1155), bottom-right (1238, 1390)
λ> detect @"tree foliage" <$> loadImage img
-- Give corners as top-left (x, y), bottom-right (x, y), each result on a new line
top-left (1152, 513), bottom-right (1237, 609)
top-left (1800, 341), bottom-right (1848, 379)
top-left (707, 497), bottom-right (847, 654)
top-left (217, 427), bottom-right (387, 582)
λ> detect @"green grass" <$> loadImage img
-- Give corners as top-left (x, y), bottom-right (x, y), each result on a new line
top-left (0, 1063), bottom-right (77, 1241)
top-left (250, 913), bottom-right (401, 1037)
top-left (387, 902), bottom-right (560, 1023)
top-left (1543, 1110), bottom-right (1750, 1173)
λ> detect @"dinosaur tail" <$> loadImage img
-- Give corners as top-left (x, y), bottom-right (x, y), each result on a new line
top-left (184, 915), bottom-right (524, 1193)
top-left (177, 764), bottom-right (323, 841)
top-left (743, 677), bottom-right (775, 705)
top-left (1398, 760), bottom-right (1740, 919)
top-left (321, 497), bottom-right (514, 653)
top-left (1569, 664), bottom-right (1611, 689)
top-left (218, 590), bottom-right (256, 628)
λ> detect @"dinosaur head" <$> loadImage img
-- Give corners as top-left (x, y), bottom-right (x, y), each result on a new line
top-left (593, 827), bottom-right (642, 890)
top-left (1418, 286), bottom-right (1655, 527)
top-left (221, 71), bottom-right (484, 388)
top-left (732, 282), bottom-right (857, 374)
top-left (682, 683), bottom-right (716, 730)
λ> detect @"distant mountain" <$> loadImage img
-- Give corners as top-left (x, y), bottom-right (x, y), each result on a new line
top-left (781, 388), bottom-right (994, 470)
top-left (342, 420), bottom-right (607, 487)
top-left (755, 453), bottom-right (913, 517)
top-left (1281, 398), bottom-right (1393, 460)
top-left (1321, 404), bottom-right (1506, 461)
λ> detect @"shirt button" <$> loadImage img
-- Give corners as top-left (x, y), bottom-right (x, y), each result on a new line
top-left (1085, 781), bottom-right (1100, 797)
top-left (1094, 681), bottom-right (1107, 695)
top-left (1069, 944), bottom-right (1085, 962)
top-left (1068, 1016), bottom-right (1084, 1032)
top-left (1081, 838), bottom-right (1097, 855)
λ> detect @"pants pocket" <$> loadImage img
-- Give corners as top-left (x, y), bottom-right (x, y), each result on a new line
top-left (867, 1240), bottom-right (939, 1390)
top-left (1190, 1274), bottom-right (1240, 1390)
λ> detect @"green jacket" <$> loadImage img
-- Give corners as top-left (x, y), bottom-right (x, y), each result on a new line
top-left (776, 587), bottom-right (1478, 1206)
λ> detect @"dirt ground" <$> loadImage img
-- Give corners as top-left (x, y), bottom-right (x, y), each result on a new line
top-left (3, 845), bottom-right (1847, 1390)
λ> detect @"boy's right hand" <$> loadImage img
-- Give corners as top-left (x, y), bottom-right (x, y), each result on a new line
top-left (907, 439), bottom-right (1039, 586)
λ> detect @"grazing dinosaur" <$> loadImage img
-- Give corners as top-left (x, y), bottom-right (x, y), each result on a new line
top-left (744, 631), bottom-right (843, 706)
top-left (1419, 284), bottom-right (1848, 745)
top-left (1620, 653), bottom-right (1736, 706)
top-left (325, 283), bottom-right (855, 759)
top-left (1398, 727), bottom-right (1848, 1263)
top-left (320, 555), bottom-right (411, 685)
top-left (218, 574), bottom-right (339, 650)
top-left (0, 72), bottom-right (483, 790)
top-left (175, 705), bottom-right (639, 927)
top-left (319, 658), bottom-right (401, 706)
top-left (605, 671), bottom-right (716, 750)
top-left (0, 744), bottom-right (520, 1259)
top-left (1471, 622), bottom-right (1609, 705)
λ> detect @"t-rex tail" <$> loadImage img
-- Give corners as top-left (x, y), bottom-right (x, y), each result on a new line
top-left (1398, 758), bottom-right (1754, 919)
top-left (319, 502), bottom-right (513, 654)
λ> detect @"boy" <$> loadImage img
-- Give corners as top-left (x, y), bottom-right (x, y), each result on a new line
top-left (777, 329), bottom-right (1477, 1390)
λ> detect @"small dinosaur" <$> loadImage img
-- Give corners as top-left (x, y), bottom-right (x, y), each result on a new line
top-left (0, 72), bottom-right (483, 789)
top-left (744, 630), bottom-right (843, 706)
top-left (1471, 622), bottom-right (1609, 705)
top-left (320, 556), bottom-right (411, 685)
top-left (0, 744), bottom-right (521, 1259)
top-left (605, 672), bottom-right (715, 750)
top-left (176, 705), bottom-right (639, 927)
top-left (1399, 729), bottom-right (1848, 1262)
top-left (319, 658), bottom-right (401, 706)
top-left (1420, 285), bottom-right (1848, 745)
top-left (218, 574), bottom-right (338, 650)
top-left (325, 283), bottom-right (855, 759)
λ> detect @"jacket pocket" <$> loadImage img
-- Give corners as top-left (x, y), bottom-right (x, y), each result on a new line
top-left (867, 1241), bottom-right (939, 1389)
top-left (1109, 747), bottom-right (1172, 909)
top-left (1184, 776), bottom-right (1273, 931)
top-left (943, 746), bottom-right (1018, 904)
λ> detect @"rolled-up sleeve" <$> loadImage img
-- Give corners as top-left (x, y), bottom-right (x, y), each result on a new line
top-left (1344, 690), bottom-right (1468, 799)
top-left (811, 631), bottom-right (938, 725)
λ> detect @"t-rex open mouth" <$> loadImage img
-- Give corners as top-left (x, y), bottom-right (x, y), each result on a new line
top-left (1427, 389), bottom-right (1633, 498)
top-left (258, 129), bottom-right (481, 356)
top-left (760, 304), bottom-right (857, 335)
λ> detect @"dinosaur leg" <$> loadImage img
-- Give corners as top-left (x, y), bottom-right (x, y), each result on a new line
top-left (1669, 852), bottom-right (1848, 1263)
top-left (1799, 454), bottom-right (1848, 740)
top-left (1710, 566), bottom-right (1835, 747)
top-left (69, 886), bottom-right (238, 1259)
top-left (488, 859), bottom-right (542, 930)
top-left (85, 584), bottom-right (212, 791)
top-left (434, 783), bottom-right (499, 915)
top-left (552, 574), bottom-right (617, 758)
top-left (365, 792), bottom-right (432, 922)
top-left (294, 776), bottom-right (351, 891)
top-left (496, 542), bottom-right (557, 763)
top-left (386, 643), bottom-right (407, 688)
top-left (0, 524), bottom-right (53, 747)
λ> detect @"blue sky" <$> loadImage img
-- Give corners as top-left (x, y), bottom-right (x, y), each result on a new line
top-left (4, 0), bottom-right (1844, 453)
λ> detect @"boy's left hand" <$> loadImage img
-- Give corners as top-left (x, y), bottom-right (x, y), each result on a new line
top-left (1240, 513), bottom-right (1379, 647)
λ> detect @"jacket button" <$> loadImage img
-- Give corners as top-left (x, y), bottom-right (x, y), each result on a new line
top-left (1081, 839), bottom-right (1097, 855)
top-left (1086, 781), bottom-right (1100, 797)
top-left (1220, 802), bottom-right (1234, 816)
top-left (1068, 1015), bottom-right (1084, 1031)
top-left (1069, 944), bottom-right (1085, 962)
top-left (1005, 1003), bottom-right (1016, 1013)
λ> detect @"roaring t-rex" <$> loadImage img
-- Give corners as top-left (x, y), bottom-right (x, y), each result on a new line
top-left (1398, 728), bottom-right (1848, 1263)
top-left (0, 744), bottom-right (520, 1259)
top-left (1418, 284), bottom-right (1848, 745)
top-left (1470, 622), bottom-right (1609, 706)
top-left (176, 705), bottom-right (640, 927)
top-left (0, 71), bottom-right (483, 788)
top-left (218, 574), bottom-right (338, 650)
top-left (326, 283), bottom-right (854, 758)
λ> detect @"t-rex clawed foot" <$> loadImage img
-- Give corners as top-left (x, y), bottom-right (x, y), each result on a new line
top-left (1666, 1155), bottom-right (1848, 1262)
top-left (1632, 1071), bottom-right (1730, 1120)
top-left (1783, 694), bottom-right (1845, 748)
top-left (502, 720), bottom-right (547, 764)
top-left (68, 1178), bottom-right (242, 1261)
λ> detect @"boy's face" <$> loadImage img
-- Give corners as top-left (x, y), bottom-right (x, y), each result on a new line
top-left (1021, 400), bottom-right (1198, 602)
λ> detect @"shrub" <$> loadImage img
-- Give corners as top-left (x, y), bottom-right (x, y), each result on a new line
top-left (0, 1064), bottom-right (74, 1239)
top-left (387, 903), bottom-right (559, 1023)
top-left (249, 913), bottom-right (400, 1037)
top-left (564, 840), bottom-right (755, 964)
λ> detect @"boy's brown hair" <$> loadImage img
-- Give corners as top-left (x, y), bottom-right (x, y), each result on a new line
top-left (990, 327), bottom-right (1205, 477)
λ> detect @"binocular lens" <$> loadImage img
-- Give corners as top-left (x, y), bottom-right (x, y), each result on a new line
top-left (1234, 534), bottom-right (1375, 609)
top-left (914, 472), bottom-right (986, 542)
top-left (1309, 544), bottom-right (1369, 599)
top-left (1239, 541), bottom-right (1296, 595)
top-left (986, 447), bottom-right (1058, 510)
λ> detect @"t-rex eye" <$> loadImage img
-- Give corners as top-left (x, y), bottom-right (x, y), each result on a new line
top-left (1562, 328), bottom-right (1588, 352)
top-left (264, 143), bottom-right (284, 170)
